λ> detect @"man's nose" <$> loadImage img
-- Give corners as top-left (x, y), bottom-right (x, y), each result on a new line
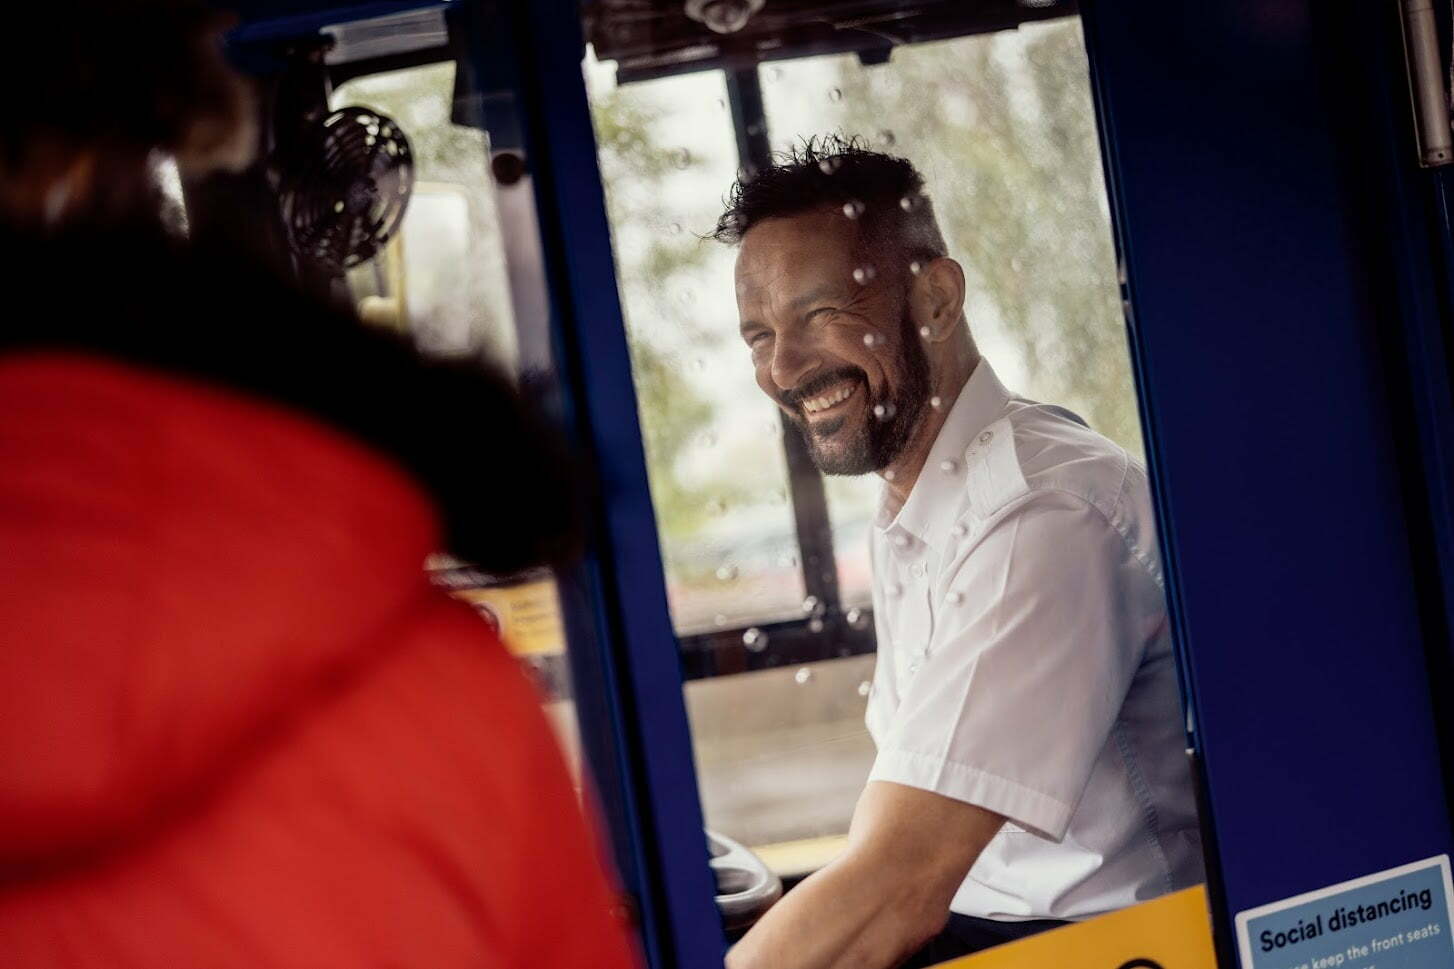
top-left (770, 334), bottom-right (819, 393)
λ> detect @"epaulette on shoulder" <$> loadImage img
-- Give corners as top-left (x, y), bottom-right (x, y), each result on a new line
top-left (963, 416), bottom-right (1029, 520)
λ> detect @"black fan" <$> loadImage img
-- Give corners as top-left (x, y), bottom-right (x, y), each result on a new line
top-left (277, 106), bottom-right (414, 274)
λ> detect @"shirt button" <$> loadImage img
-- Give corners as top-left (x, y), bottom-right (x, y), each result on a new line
top-left (908, 661), bottom-right (921, 675)
top-left (979, 430), bottom-right (994, 444)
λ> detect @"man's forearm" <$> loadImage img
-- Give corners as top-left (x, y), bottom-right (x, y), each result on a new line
top-left (726, 782), bottom-right (1004, 969)
top-left (726, 849), bottom-right (945, 969)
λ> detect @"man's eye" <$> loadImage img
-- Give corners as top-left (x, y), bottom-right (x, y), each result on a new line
top-left (747, 331), bottom-right (771, 347)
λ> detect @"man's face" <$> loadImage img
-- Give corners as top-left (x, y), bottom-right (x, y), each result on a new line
top-left (735, 206), bottom-right (930, 476)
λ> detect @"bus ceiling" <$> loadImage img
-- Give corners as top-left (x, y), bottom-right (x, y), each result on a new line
top-left (583, 0), bottom-right (1079, 84)
top-left (223, 0), bottom-right (1079, 85)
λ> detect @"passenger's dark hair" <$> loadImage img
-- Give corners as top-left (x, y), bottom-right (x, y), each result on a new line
top-left (713, 134), bottom-right (949, 274)
top-left (0, 221), bottom-right (586, 577)
top-left (2, 0), bottom-right (254, 175)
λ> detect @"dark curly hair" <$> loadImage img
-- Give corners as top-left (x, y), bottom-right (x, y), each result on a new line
top-left (713, 134), bottom-right (949, 277)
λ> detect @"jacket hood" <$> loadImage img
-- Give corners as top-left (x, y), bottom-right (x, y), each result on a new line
top-left (0, 353), bottom-right (440, 870)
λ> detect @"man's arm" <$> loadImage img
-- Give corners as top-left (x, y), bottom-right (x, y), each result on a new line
top-left (726, 781), bottom-right (1003, 969)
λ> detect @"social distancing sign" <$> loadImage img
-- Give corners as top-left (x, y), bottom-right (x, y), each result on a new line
top-left (934, 884), bottom-right (1217, 969)
top-left (1235, 856), bottom-right (1454, 969)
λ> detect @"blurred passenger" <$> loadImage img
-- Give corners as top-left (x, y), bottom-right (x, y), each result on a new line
top-left (0, 4), bottom-right (639, 967)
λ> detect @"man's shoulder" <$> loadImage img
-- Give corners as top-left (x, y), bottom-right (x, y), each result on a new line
top-left (964, 399), bottom-right (1142, 526)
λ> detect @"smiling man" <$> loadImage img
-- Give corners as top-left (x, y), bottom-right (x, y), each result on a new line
top-left (717, 138), bottom-right (1204, 969)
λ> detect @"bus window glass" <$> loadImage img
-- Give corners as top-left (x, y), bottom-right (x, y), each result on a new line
top-left (582, 8), bottom-right (1203, 920)
top-left (584, 61), bottom-right (808, 636)
top-left (760, 21), bottom-right (1144, 611)
top-left (332, 63), bottom-right (580, 776)
top-left (335, 64), bottom-right (519, 368)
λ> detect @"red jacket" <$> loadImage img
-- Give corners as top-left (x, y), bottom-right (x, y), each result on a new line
top-left (0, 352), bottom-right (641, 968)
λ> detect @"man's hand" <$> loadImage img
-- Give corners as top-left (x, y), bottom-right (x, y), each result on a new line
top-left (726, 781), bottom-right (1003, 969)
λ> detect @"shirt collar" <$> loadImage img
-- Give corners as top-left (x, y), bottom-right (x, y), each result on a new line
top-left (876, 358), bottom-right (1012, 547)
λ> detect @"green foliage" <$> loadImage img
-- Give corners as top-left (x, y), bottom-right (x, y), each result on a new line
top-left (588, 83), bottom-right (744, 539)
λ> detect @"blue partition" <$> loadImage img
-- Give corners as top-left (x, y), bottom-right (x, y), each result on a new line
top-left (1082, 0), bottom-right (1454, 958)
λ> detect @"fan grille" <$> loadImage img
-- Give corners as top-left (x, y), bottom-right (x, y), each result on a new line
top-left (279, 106), bottom-right (415, 274)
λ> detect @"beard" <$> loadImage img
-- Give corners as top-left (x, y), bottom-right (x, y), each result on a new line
top-left (783, 308), bottom-right (931, 476)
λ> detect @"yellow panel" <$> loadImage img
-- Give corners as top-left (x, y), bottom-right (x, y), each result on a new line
top-left (934, 886), bottom-right (1217, 969)
top-left (752, 835), bottom-right (849, 879)
top-left (453, 579), bottom-right (565, 657)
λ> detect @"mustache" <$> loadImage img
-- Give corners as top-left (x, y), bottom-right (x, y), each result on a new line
top-left (780, 368), bottom-right (866, 410)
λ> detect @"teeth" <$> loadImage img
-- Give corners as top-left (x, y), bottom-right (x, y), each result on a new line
top-left (802, 383), bottom-right (856, 414)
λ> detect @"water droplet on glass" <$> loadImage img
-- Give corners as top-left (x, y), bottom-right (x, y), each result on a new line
top-left (716, 564), bottom-right (739, 582)
top-left (714, 613), bottom-right (729, 627)
top-left (879, 129), bottom-right (896, 146)
top-left (930, 395), bottom-right (943, 410)
top-left (863, 332), bottom-right (882, 348)
top-left (802, 595), bottom-right (821, 616)
top-left (899, 193), bottom-right (922, 212)
top-left (857, 680), bottom-right (872, 697)
top-left (365, 135), bottom-right (377, 147)
top-left (818, 157), bottom-right (841, 175)
top-left (873, 402), bottom-right (897, 421)
top-left (842, 199), bottom-right (865, 219)
top-left (853, 264), bottom-right (877, 285)
top-left (919, 326), bottom-right (932, 339)
top-left (847, 607), bottom-right (868, 629)
top-left (946, 590), bottom-right (965, 606)
top-left (333, 200), bottom-right (345, 213)
top-left (669, 222), bottom-right (683, 235)
top-left (940, 459), bottom-right (959, 474)
top-left (828, 87), bottom-right (843, 102)
top-left (909, 260), bottom-right (924, 275)
top-left (884, 469), bottom-right (897, 482)
top-left (951, 522), bottom-right (969, 539)
top-left (809, 617), bottom-right (825, 634)
top-left (743, 627), bottom-right (768, 651)
top-left (747, 121), bottom-right (765, 137)
top-left (1010, 256), bottom-right (1024, 274)
top-left (673, 147), bottom-right (692, 169)
top-left (794, 667), bottom-right (813, 685)
top-left (892, 533), bottom-right (910, 549)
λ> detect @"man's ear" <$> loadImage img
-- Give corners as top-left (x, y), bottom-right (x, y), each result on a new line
top-left (909, 257), bottom-right (967, 344)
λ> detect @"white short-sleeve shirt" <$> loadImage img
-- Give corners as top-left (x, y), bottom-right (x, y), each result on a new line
top-left (865, 359), bottom-right (1204, 922)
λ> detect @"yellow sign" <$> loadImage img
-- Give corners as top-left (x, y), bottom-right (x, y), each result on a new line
top-left (453, 578), bottom-right (566, 657)
top-left (935, 886), bottom-right (1217, 969)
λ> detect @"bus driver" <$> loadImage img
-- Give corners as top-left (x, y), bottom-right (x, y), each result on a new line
top-left (717, 137), bottom-right (1205, 969)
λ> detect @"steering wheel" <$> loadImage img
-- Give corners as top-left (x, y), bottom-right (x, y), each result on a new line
top-left (708, 829), bottom-right (784, 935)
